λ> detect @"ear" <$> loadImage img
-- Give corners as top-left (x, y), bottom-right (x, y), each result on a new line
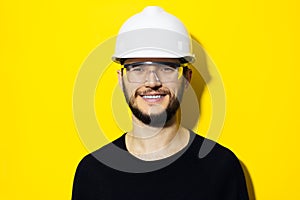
top-left (184, 69), bottom-right (192, 89)
top-left (117, 70), bottom-right (124, 91)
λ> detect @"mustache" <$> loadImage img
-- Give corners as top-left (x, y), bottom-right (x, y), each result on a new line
top-left (135, 88), bottom-right (171, 97)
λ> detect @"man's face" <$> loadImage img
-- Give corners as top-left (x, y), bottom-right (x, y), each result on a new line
top-left (119, 58), bottom-right (191, 127)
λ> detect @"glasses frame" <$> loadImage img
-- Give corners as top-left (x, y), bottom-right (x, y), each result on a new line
top-left (121, 61), bottom-right (189, 83)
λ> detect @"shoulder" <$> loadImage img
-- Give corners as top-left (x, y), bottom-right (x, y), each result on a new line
top-left (189, 133), bottom-right (249, 199)
top-left (74, 152), bottom-right (103, 175)
top-left (190, 132), bottom-right (242, 169)
top-left (75, 134), bottom-right (128, 172)
top-left (190, 132), bottom-right (247, 185)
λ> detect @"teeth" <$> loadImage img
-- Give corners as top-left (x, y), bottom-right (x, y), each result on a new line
top-left (143, 95), bottom-right (161, 99)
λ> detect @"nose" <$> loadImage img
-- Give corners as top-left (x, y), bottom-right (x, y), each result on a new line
top-left (144, 70), bottom-right (162, 87)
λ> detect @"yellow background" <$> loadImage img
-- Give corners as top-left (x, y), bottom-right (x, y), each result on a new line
top-left (1, 0), bottom-right (299, 199)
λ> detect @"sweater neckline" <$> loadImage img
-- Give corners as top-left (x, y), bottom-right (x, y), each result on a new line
top-left (113, 130), bottom-right (199, 163)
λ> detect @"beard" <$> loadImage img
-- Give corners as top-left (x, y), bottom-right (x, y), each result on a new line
top-left (123, 84), bottom-right (185, 127)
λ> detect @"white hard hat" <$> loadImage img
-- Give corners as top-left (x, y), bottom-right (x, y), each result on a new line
top-left (112, 6), bottom-right (194, 63)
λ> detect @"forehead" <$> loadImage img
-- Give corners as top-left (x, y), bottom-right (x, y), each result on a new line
top-left (123, 58), bottom-right (181, 64)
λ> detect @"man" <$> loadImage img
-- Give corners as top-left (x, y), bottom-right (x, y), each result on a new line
top-left (72, 6), bottom-right (249, 200)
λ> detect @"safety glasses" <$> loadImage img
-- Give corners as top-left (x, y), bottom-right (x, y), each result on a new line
top-left (121, 61), bottom-right (188, 83)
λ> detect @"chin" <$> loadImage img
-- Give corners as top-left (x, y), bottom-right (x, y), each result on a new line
top-left (143, 105), bottom-right (168, 115)
top-left (129, 102), bottom-right (179, 127)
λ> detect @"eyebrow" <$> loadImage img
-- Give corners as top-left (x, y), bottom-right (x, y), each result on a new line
top-left (123, 61), bottom-right (181, 68)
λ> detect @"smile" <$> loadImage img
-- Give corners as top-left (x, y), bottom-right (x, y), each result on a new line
top-left (142, 95), bottom-right (162, 99)
top-left (139, 94), bottom-right (167, 103)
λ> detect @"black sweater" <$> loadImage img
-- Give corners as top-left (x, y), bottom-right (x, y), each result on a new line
top-left (72, 131), bottom-right (249, 200)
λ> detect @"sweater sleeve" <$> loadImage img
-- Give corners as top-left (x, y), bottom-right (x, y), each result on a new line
top-left (71, 155), bottom-right (103, 200)
top-left (236, 160), bottom-right (250, 200)
top-left (227, 152), bottom-right (250, 200)
top-left (71, 155), bottom-right (90, 200)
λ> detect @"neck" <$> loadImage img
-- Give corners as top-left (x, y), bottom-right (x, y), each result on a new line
top-left (125, 115), bottom-right (190, 161)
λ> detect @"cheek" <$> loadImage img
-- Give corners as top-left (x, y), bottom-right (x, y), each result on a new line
top-left (123, 83), bottom-right (139, 97)
top-left (163, 82), bottom-right (182, 95)
top-left (125, 86), bottom-right (142, 106)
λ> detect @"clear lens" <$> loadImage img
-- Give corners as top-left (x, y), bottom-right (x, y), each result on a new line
top-left (123, 61), bottom-right (185, 83)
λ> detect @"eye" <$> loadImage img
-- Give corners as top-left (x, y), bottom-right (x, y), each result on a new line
top-left (161, 66), bottom-right (176, 72)
top-left (128, 66), bottom-right (144, 72)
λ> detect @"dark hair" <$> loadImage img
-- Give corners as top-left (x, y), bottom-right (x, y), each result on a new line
top-left (120, 57), bottom-right (190, 65)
